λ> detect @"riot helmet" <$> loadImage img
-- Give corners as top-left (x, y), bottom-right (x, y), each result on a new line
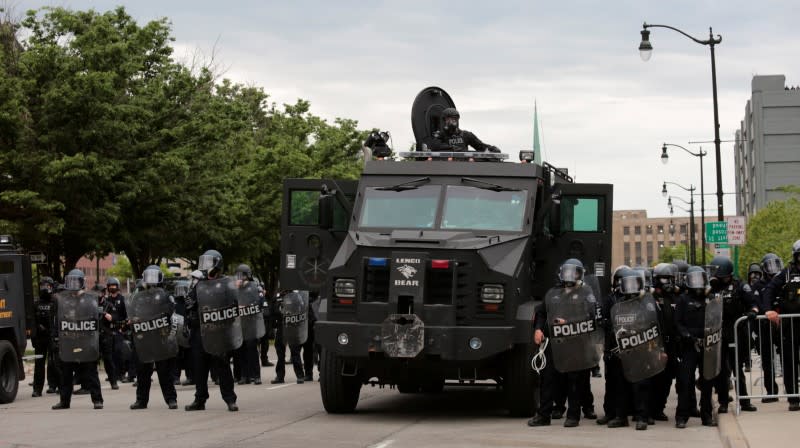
top-left (142, 265), bottom-right (163, 287)
top-left (761, 253), bottom-right (783, 277)
top-left (619, 268), bottom-right (644, 296)
top-left (198, 249), bottom-right (223, 277)
top-left (174, 283), bottom-right (189, 298)
top-left (442, 107), bottom-right (460, 134)
top-left (558, 258), bottom-right (584, 286)
top-left (235, 264), bottom-right (253, 282)
top-left (793, 240), bottom-right (800, 265)
top-left (64, 269), bottom-right (85, 291)
top-left (612, 265), bottom-right (631, 292)
top-left (709, 256), bottom-right (734, 288)
top-left (672, 260), bottom-right (689, 288)
top-left (39, 276), bottom-right (56, 297)
top-left (652, 263), bottom-right (677, 291)
top-left (106, 276), bottom-right (120, 294)
top-left (747, 263), bottom-right (763, 283)
top-left (685, 266), bottom-right (709, 292)
top-left (632, 267), bottom-right (653, 290)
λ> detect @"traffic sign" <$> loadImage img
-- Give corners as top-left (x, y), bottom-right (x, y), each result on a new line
top-left (726, 216), bottom-right (746, 245)
top-left (29, 252), bottom-right (46, 264)
top-left (705, 221), bottom-right (728, 244)
top-left (713, 243), bottom-right (731, 258)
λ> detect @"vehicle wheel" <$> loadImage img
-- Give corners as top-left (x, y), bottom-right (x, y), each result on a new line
top-left (504, 343), bottom-right (538, 417)
top-left (396, 382), bottom-right (420, 393)
top-left (0, 340), bottom-right (20, 404)
top-left (320, 348), bottom-right (361, 413)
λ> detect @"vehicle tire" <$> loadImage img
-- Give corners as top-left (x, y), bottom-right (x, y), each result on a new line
top-left (504, 343), bottom-right (538, 417)
top-left (320, 348), bottom-right (361, 413)
top-left (396, 381), bottom-right (420, 393)
top-left (0, 340), bottom-right (20, 404)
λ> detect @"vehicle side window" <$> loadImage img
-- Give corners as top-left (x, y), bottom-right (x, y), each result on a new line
top-left (289, 190), bottom-right (319, 226)
top-left (561, 196), bottom-right (604, 232)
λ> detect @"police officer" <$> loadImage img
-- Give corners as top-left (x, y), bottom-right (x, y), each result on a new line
top-left (259, 282), bottom-right (275, 367)
top-left (528, 259), bottom-right (596, 427)
top-left (272, 290), bottom-right (305, 384)
top-left (32, 276), bottom-right (60, 396)
top-left (302, 293), bottom-right (319, 382)
top-left (674, 266), bottom-right (715, 427)
top-left (763, 241), bottom-right (800, 412)
top-left (130, 266), bottom-right (179, 410)
top-left (184, 250), bottom-right (239, 412)
top-left (52, 269), bottom-right (103, 410)
top-left (172, 282), bottom-right (194, 386)
top-left (596, 265), bottom-right (627, 426)
top-left (99, 277), bottom-right (126, 390)
top-left (754, 254), bottom-right (783, 401)
top-left (708, 256), bottom-right (758, 413)
top-left (430, 108), bottom-right (500, 153)
top-left (234, 264), bottom-right (262, 385)
top-left (649, 263), bottom-right (680, 421)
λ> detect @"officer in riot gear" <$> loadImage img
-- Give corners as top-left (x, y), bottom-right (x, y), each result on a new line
top-left (184, 249), bottom-right (240, 412)
top-left (763, 241), bottom-right (800, 412)
top-left (259, 281), bottom-right (275, 367)
top-left (32, 276), bottom-right (60, 396)
top-left (172, 282), bottom-right (193, 385)
top-left (99, 277), bottom-right (126, 390)
top-left (708, 256), bottom-right (758, 413)
top-left (129, 266), bottom-right (179, 410)
top-left (430, 108), bottom-right (500, 153)
top-left (272, 291), bottom-right (306, 384)
top-left (528, 259), bottom-right (600, 428)
top-left (596, 265), bottom-right (628, 426)
top-left (234, 264), bottom-right (263, 385)
top-left (675, 267), bottom-right (717, 427)
top-left (673, 260), bottom-right (690, 292)
top-left (753, 254), bottom-right (783, 401)
top-left (52, 269), bottom-right (104, 410)
top-left (649, 263), bottom-right (680, 421)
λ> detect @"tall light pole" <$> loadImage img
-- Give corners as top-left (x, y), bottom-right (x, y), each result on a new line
top-left (661, 143), bottom-right (707, 262)
top-left (640, 22), bottom-right (724, 221)
top-left (664, 181), bottom-right (697, 264)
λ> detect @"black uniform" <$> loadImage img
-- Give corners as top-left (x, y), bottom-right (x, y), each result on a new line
top-left (301, 295), bottom-right (319, 381)
top-left (274, 319), bottom-right (304, 382)
top-left (32, 293), bottom-right (60, 394)
top-left (715, 280), bottom-right (757, 408)
top-left (752, 276), bottom-right (780, 395)
top-left (99, 292), bottom-right (127, 386)
top-left (674, 292), bottom-right (714, 422)
top-left (649, 287), bottom-right (679, 419)
top-left (185, 278), bottom-right (237, 406)
top-left (430, 129), bottom-right (497, 152)
top-left (53, 297), bottom-right (103, 407)
top-left (763, 264), bottom-right (800, 407)
top-left (172, 294), bottom-right (193, 384)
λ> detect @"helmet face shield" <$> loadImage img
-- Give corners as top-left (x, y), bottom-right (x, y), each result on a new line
top-left (686, 270), bottom-right (709, 290)
top-left (64, 275), bottom-right (83, 291)
top-left (174, 284), bottom-right (188, 297)
top-left (762, 258), bottom-right (783, 275)
top-left (620, 276), bottom-right (643, 295)
top-left (142, 269), bottom-right (162, 286)
top-left (198, 254), bottom-right (217, 271)
top-left (559, 263), bottom-right (584, 284)
top-left (235, 271), bottom-right (249, 281)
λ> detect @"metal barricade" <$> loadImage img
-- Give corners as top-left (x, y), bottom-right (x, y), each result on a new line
top-left (733, 314), bottom-right (800, 414)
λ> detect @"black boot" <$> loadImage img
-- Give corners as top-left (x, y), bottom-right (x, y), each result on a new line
top-left (52, 402), bottom-right (70, 410)
top-left (32, 390), bottom-right (42, 397)
top-left (270, 378), bottom-right (284, 384)
top-left (167, 400), bottom-right (178, 410)
top-left (607, 417), bottom-right (629, 428)
top-left (527, 414), bottom-right (551, 427)
top-left (227, 402), bottom-right (239, 412)
top-left (740, 402), bottom-right (757, 412)
top-left (130, 401), bottom-right (147, 410)
top-left (185, 400), bottom-right (206, 411)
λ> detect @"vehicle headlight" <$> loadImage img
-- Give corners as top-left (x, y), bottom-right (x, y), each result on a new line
top-left (334, 278), bottom-right (357, 298)
top-left (480, 284), bottom-right (504, 303)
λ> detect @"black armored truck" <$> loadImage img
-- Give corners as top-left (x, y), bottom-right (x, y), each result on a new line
top-left (280, 87), bottom-right (612, 416)
top-left (0, 235), bottom-right (35, 403)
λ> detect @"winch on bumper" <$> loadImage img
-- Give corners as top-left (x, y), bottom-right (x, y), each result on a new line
top-left (316, 317), bottom-right (516, 361)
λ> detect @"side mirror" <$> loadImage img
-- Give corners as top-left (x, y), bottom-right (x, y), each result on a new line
top-left (319, 192), bottom-right (335, 230)
top-left (549, 193), bottom-right (562, 236)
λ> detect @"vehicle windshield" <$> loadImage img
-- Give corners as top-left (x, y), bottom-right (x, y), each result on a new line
top-left (442, 186), bottom-right (527, 231)
top-left (358, 185), bottom-right (441, 229)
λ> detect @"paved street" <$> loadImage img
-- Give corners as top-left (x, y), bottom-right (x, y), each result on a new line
top-left (2, 361), bottom-right (726, 448)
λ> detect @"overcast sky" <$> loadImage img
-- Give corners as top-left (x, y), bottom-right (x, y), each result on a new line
top-left (19, 0), bottom-right (800, 219)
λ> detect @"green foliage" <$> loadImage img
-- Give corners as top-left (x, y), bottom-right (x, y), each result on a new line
top-left (656, 243), bottom-right (712, 267)
top-left (739, 198), bottom-right (800, 278)
top-left (106, 254), bottom-right (134, 280)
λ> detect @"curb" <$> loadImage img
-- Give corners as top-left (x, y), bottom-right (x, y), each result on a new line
top-left (717, 412), bottom-right (750, 448)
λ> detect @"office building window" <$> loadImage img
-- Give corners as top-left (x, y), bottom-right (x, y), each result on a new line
top-left (635, 226), bottom-right (641, 235)
top-left (623, 226), bottom-right (630, 235)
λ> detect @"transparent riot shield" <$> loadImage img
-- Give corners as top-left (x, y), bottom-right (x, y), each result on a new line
top-left (196, 277), bottom-right (243, 356)
top-left (171, 314), bottom-right (190, 348)
top-left (611, 294), bottom-right (667, 382)
top-left (282, 290), bottom-right (309, 346)
top-left (56, 291), bottom-right (100, 363)
top-left (126, 288), bottom-right (178, 363)
top-left (237, 282), bottom-right (266, 341)
top-left (703, 294), bottom-right (723, 380)
top-left (545, 285), bottom-right (603, 372)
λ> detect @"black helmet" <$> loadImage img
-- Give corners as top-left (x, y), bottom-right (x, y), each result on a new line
top-left (761, 253), bottom-right (783, 276)
top-left (235, 264), bottom-right (253, 281)
top-left (685, 266), bottom-right (709, 291)
top-left (198, 249), bottom-right (223, 276)
top-left (612, 265), bottom-right (631, 290)
top-left (747, 263), bottom-right (763, 281)
top-left (619, 268), bottom-right (644, 296)
top-left (106, 276), bottom-right (120, 293)
top-left (709, 256), bottom-right (734, 278)
top-left (672, 260), bottom-right (689, 287)
top-left (39, 276), bottom-right (55, 295)
top-left (64, 269), bottom-right (85, 291)
top-left (142, 265), bottom-right (163, 286)
top-left (558, 258), bottom-right (584, 286)
top-left (793, 240), bottom-right (800, 265)
top-left (441, 107), bottom-right (460, 134)
top-left (653, 263), bottom-right (677, 290)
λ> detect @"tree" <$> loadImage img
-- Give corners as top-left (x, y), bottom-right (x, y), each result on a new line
top-left (738, 198), bottom-right (800, 278)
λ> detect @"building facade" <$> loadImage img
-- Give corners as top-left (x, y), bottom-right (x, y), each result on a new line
top-left (735, 75), bottom-right (800, 216)
top-left (611, 210), bottom-right (701, 268)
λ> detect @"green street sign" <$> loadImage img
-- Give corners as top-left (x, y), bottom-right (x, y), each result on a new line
top-left (706, 221), bottom-right (728, 244)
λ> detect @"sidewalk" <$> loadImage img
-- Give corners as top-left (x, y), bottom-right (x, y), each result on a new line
top-left (720, 400), bottom-right (799, 448)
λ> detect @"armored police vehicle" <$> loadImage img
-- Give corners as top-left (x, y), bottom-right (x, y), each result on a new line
top-left (280, 87), bottom-right (612, 416)
top-left (0, 235), bottom-right (35, 403)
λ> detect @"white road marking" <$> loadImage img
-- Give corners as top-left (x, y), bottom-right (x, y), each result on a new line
top-left (266, 383), bottom-right (296, 391)
top-left (369, 440), bottom-right (395, 448)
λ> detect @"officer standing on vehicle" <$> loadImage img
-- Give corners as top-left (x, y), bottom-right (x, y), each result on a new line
top-left (430, 108), bottom-right (501, 153)
top-left (763, 241), bottom-right (800, 412)
top-left (99, 277), bottom-right (126, 390)
top-left (32, 276), bottom-right (60, 397)
top-left (754, 254), bottom-right (783, 401)
top-left (649, 263), bottom-right (680, 421)
top-left (674, 267), bottom-right (716, 427)
top-left (52, 269), bottom-right (103, 410)
top-left (184, 250), bottom-right (239, 412)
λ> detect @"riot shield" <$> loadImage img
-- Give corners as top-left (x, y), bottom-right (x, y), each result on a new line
top-left (282, 291), bottom-right (309, 346)
top-left (56, 291), bottom-right (100, 363)
top-left (171, 314), bottom-right (190, 348)
top-left (237, 282), bottom-right (266, 341)
top-left (197, 277), bottom-right (243, 356)
top-left (703, 294), bottom-right (723, 380)
top-left (545, 285), bottom-right (603, 372)
top-left (611, 294), bottom-right (667, 383)
top-left (126, 288), bottom-right (179, 363)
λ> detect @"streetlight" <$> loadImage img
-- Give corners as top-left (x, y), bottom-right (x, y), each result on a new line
top-left (661, 144), bottom-right (707, 262)
top-left (665, 189), bottom-right (697, 265)
top-left (640, 22), bottom-right (724, 221)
